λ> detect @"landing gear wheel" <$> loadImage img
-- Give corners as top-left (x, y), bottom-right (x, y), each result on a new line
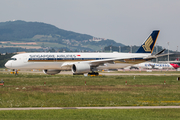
top-left (88, 72), bottom-right (99, 76)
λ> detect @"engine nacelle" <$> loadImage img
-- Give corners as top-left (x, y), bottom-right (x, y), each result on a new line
top-left (72, 63), bottom-right (91, 73)
top-left (43, 69), bottom-right (61, 75)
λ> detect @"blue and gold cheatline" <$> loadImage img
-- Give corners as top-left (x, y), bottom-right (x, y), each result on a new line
top-left (136, 30), bottom-right (160, 54)
top-left (28, 57), bottom-right (112, 62)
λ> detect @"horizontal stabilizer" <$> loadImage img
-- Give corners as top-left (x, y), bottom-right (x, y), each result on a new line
top-left (155, 49), bottom-right (166, 56)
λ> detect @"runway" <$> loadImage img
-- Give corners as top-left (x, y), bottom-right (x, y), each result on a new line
top-left (1, 70), bottom-right (179, 76)
top-left (60, 71), bottom-right (180, 76)
top-left (1, 106), bottom-right (180, 111)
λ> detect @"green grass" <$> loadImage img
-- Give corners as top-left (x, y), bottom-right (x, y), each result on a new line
top-left (0, 109), bottom-right (180, 120)
top-left (37, 42), bottom-right (66, 48)
top-left (0, 71), bottom-right (180, 108)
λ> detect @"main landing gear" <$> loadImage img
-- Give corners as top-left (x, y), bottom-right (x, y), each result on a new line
top-left (73, 72), bottom-right (99, 76)
top-left (88, 72), bottom-right (99, 76)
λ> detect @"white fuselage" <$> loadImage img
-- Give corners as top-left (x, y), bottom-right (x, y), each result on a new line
top-left (5, 52), bottom-right (151, 71)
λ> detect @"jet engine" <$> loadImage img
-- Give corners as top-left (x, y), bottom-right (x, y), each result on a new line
top-left (72, 63), bottom-right (91, 73)
top-left (43, 69), bottom-right (61, 75)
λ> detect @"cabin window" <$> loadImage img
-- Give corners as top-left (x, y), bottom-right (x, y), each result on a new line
top-left (10, 58), bottom-right (17, 61)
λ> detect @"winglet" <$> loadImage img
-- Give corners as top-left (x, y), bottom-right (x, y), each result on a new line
top-left (136, 30), bottom-right (160, 53)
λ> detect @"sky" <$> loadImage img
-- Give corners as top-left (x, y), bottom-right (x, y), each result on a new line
top-left (0, 0), bottom-right (180, 51)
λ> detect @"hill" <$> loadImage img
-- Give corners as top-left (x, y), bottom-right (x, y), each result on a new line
top-left (0, 20), bottom-right (124, 52)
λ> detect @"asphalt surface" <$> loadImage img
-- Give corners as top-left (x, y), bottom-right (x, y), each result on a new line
top-left (1, 70), bottom-right (180, 76)
top-left (1, 106), bottom-right (180, 110)
top-left (60, 71), bottom-right (180, 76)
top-left (16, 71), bottom-right (179, 76)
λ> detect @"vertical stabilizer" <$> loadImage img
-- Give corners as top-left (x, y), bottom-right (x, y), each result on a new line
top-left (136, 30), bottom-right (160, 53)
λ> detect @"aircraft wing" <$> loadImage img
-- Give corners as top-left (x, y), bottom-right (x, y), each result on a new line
top-left (87, 57), bottom-right (126, 67)
top-left (61, 56), bottom-right (141, 68)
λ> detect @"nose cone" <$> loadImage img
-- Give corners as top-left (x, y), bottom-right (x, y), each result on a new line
top-left (5, 61), bottom-right (11, 68)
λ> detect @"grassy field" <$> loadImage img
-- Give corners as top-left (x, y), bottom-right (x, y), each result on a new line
top-left (0, 71), bottom-right (180, 108)
top-left (0, 109), bottom-right (180, 120)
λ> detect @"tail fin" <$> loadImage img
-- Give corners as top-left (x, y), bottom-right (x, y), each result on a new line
top-left (136, 30), bottom-right (160, 53)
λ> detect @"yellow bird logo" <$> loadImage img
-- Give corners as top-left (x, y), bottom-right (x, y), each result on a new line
top-left (142, 36), bottom-right (153, 52)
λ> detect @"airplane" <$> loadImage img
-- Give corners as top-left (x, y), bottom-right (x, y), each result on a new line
top-left (5, 30), bottom-right (162, 75)
top-left (131, 62), bottom-right (180, 70)
top-left (159, 58), bottom-right (180, 66)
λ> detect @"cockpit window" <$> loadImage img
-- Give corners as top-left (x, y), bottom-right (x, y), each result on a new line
top-left (10, 58), bottom-right (17, 60)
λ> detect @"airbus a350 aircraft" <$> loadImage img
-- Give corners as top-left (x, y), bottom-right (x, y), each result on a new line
top-left (5, 30), bottom-right (161, 75)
